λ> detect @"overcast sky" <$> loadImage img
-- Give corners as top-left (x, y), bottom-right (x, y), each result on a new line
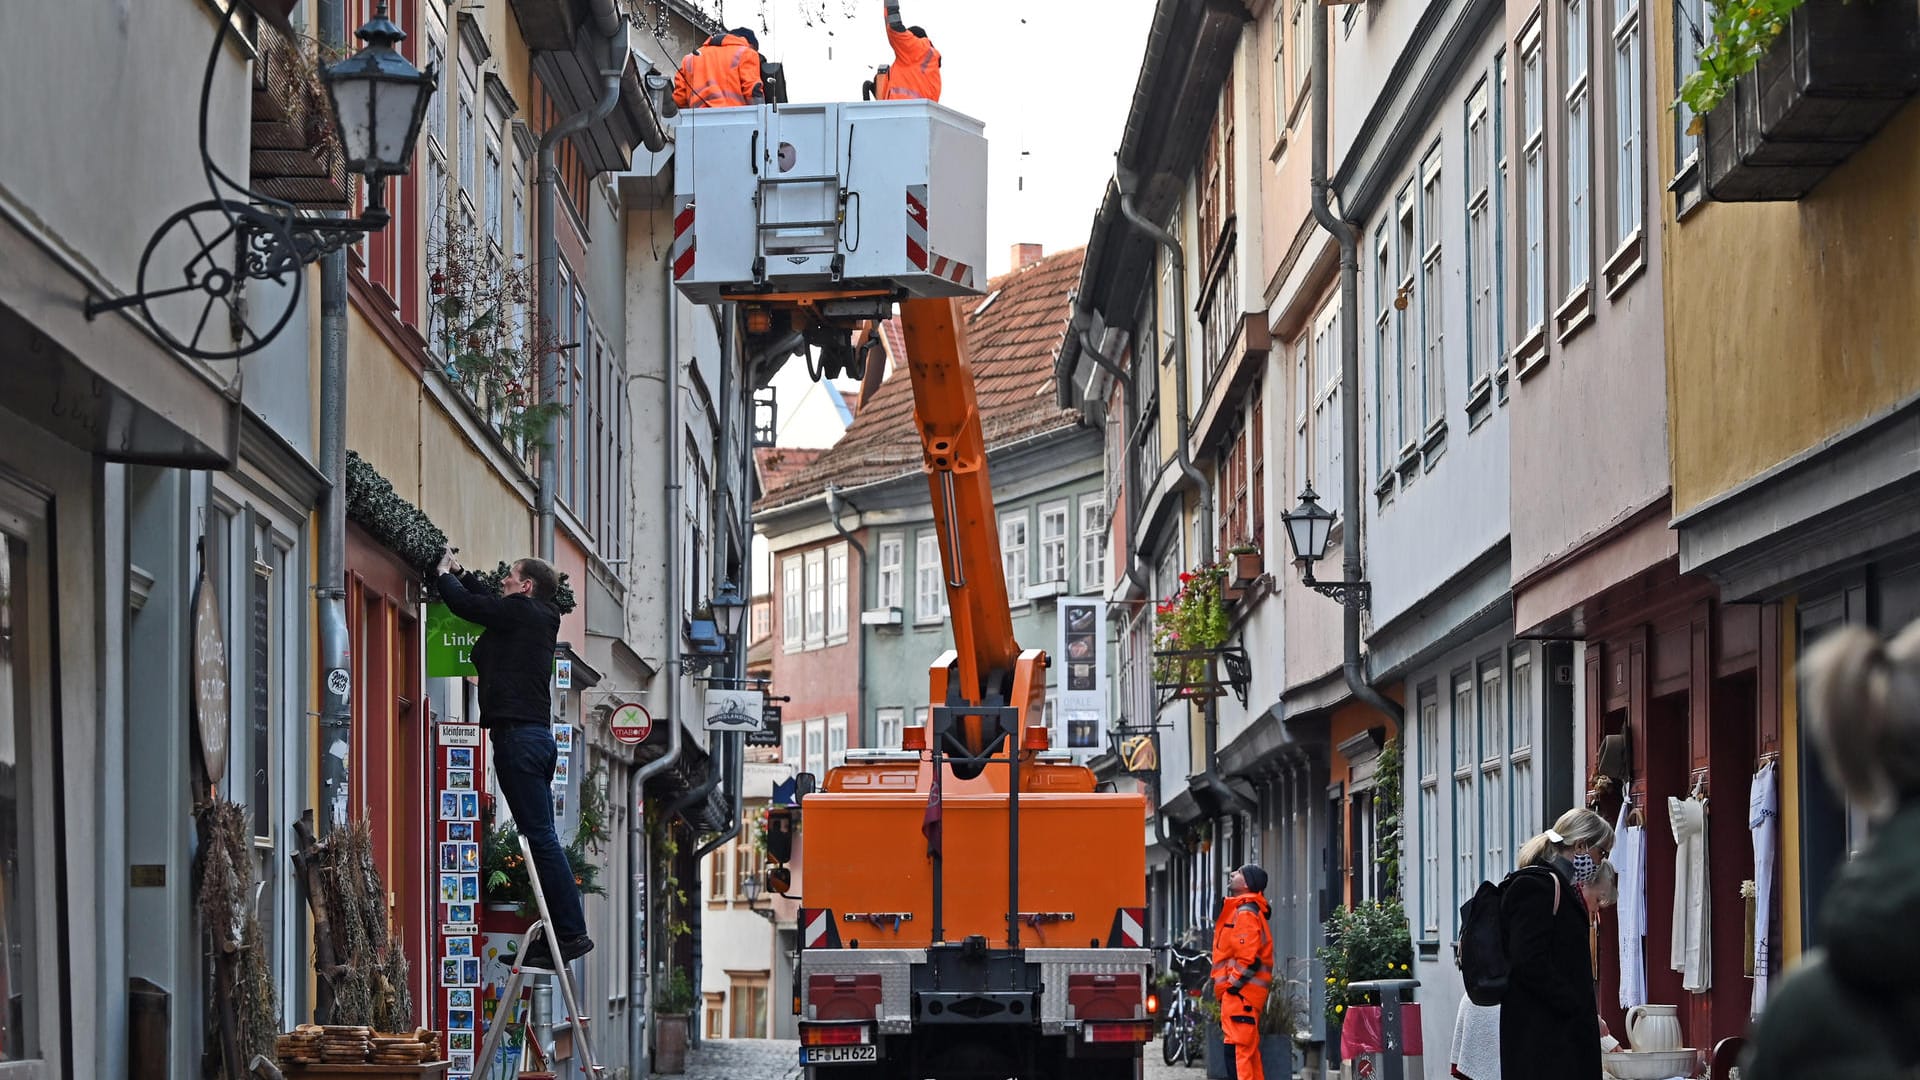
top-left (728, 0), bottom-right (1156, 278)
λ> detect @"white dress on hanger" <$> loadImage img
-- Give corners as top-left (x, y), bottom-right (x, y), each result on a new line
top-left (1668, 794), bottom-right (1711, 992)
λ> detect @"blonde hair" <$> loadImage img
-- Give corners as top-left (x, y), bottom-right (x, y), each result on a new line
top-left (1802, 619), bottom-right (1920, 820)
top-left (1516, 807), bottom-right (1615, 869)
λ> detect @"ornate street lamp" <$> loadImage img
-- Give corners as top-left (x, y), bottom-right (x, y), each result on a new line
top-left (86, 0), bottom-right (437, 360)
top-left (1280, 485), bottom-right (1370, 608)
top-left (710, 579), bottom-right (748, 641)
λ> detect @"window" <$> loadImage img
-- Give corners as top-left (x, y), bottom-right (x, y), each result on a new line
top-left (1272, 2), bottom-right (1289, 140)
top-left (1521, 27), bottom-right (1547, 339)
top-left (1294, 333), bottom-right (1311, 501)
top-left (1078, 499), bottom-right (1107, 594)
top-left (729, 976), bottom-right (769, 1039)
top-left (1395, 188), bottom-right (1417, 452)
top-left (1418, 684), bottom-right (1442, 938)
top-left (804, 550), bottom-right (826, 645)
top-left (1611, 0), bottom-right (1643, 249)
top-left (805, 720), bottom-right (826, 775)
top-left (1001, 512), bottom-right (1029, 600)
top-left (877, 534), bottom-right (904, 611)
top-left (1466, 81), bottom-right (1495, 391)
top-left (827, 543), bottom-right (849, 639)
top-left (1453, 669), bottom-right (1478, 928)
top-left (704, 995), bottom-right (726, 1040)
top-left (458, 71), bottom-right (477, 209)
top-left (1673, 0), bottom-right (1707, 174)
top-left (1479, 658), bottom-right (1509, 875)
top-left (1039, 503), bottom-right (1069, 585)
top-left (782, 556), bottom-right (803, 649)
top-left (828, 716), bottom-right (849, 770)
top-left (877, 707), bottom-right (905, 749)
top-left (1373, 225), bottom-right (1396, 478)
top-left (1564, 0), bottom-right (1593, 295)
top-left (1291, 0), bottom-right (1310, 102)
top-left (783, 726), bottom-right (801, 768)
top-left (486, 142), bottom-right (503, 247)
top-left (1508, 648), bottom-right (1539, 850)
top-left (1419, 147), bottom-right (1446, 431)
top-left (708, 845), bottom-right (730, 901)
top-left (916, 531), bottom-right (945, 623)
top-left (1251, 398), bottom-right (1265, 546)
top-left (913, 706), bottom-right (929, 729)
top-left (1494, 54), bottom-right (1509, 381)
top-left (1216, 404), bottom-right (1259, 553)
top-left (1311, 298), bottom-right (1342, 518)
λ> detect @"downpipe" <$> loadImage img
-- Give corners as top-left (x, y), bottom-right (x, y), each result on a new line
top-left (1309, 0), bottom-right (1404, 731)
top-left (538, 32), bottom-right (626, 561)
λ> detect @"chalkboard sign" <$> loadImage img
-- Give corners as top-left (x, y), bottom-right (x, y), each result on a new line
top-left (250, 559), bottom-right (271, 836)
top-left (191, 564), bottom-right (229, 784)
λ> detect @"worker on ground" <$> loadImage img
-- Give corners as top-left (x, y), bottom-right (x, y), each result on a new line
top-left (880, 1), bottom-right (941, 102)
top-left (672, 27), bottom-right (765, 109)
top-left (1213, 864), bottom-right (1275, 1080)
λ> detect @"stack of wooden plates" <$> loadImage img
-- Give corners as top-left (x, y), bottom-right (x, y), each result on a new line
top-left (369, 1029), bottom-right (438, 1066)
top-left (318, 1025), bottom-right (371, 1063)
top-left (274, 1025), bottom-right (323, 1064)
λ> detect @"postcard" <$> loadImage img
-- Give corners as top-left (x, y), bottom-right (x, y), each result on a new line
top-left (447, 903), bottom-right (475, 925)
top-left (447, 747), bottom-right (474, 770)
top-left (459, 792), bottom-right (480, 820)
top-left (439, 843), bottom-right (461, 872)
top-left (448, 988), bottom-right (474, 1011)
top-left (441, 957), bottom-right (462, 985)
top-left (460, 842), bottom-right (480, 872)
top-left (447, 936), bottom-right (473, 957)
top-left (439, 874), bottom-right (461, 904)
top-left (448, 1029), bottom-right (475, 1051)
top-left (448, 1008), bottom-right (475, 1030)
top-left (460, 874), bottom-right (479, 902)
top-left (553, 724), bottom-right (573, 750)
top-left (447, 822), bottom-right (474, 842)
top-left (440, 791), bottom-right (461, 820)
top-left (447, 768), bottom-right (474, 791)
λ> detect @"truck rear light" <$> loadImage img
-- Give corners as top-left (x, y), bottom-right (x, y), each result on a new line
top-left (807, 973), bottom-right (883, 1020)
top-left (902, 726), bottom-right (927, 750)
top-left (1106, 907), bottom-right (1146, 948)
top-left (1082, 1021), bottom-right (1154, 1044)
top-left (800, 1022), bottom-right (873, 1047)
top-left (1066, 972), bottom-right (1143, 1021)
top-left (801, 908), bottom-right (842, 949)
top-left (1146, 992), bottom-right (1160, 1015)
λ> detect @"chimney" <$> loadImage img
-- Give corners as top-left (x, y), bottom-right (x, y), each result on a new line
top-left (1011, 243), bottom-right (1044, 270)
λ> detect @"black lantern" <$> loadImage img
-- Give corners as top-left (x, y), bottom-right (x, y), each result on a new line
top-left (324, 2), bottom-right (439, 218)
top-left (1281, 485), bottom-right (1337, 568)
top-left (711, 579), bottom-right (748, 640)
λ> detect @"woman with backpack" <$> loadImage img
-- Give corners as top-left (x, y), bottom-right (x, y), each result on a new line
top-left (1743, 619), bottom-right (1920, 1078)
top-left (1500, 807), bottom-right (1614, 1080)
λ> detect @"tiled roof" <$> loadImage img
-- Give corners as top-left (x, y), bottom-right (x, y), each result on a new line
top-left (756, 247), bottom-right (1087, 512)
top-left (755, 446), bottom-right (824, 492)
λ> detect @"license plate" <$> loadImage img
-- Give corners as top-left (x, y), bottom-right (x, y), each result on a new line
top-left (801, 1044), bottom-right (879, 1065)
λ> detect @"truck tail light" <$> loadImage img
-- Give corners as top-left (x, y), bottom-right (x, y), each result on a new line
top-left (807, 973), bottom-right (883, 1020)
top-left (1106, 907), bottom-right (1146, 948)
top-left (1083, 1021), bottom-right (1155, 1044)
top-left (800, 1022), bottom-right (873, 1047)
top-left (1146, 992), bottom-right (1160, 1015)
top-left (801, 908), bottom-right (842, 949)
top-left (1066, 972), bottom-right (1144, 1022)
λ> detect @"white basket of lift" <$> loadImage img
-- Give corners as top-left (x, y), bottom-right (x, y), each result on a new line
top-left (669, 99), bottom-right (989, 305)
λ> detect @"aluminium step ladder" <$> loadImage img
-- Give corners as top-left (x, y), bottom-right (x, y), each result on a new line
top-left (474, 834), bottom-right (604, 1079)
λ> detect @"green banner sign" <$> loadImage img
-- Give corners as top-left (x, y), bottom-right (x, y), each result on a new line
top-left (425, 603), bottom-right (483, 678)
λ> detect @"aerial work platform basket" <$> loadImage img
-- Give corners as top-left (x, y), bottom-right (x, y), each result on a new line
top-left (670, 100), bottom-right (988, 305)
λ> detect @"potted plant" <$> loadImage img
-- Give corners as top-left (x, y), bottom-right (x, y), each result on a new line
top-left (652, 968), bottom-right (697, 1074)
top-left (1317, 899), bottom-right (1416, 1065)
top-left (1228, 543), bottom-right (1264, 590)
top-left (1682, 0), bottom-right (1919, 201)
top-left (1153, 564), bottom-right (1231, 695)
top-left (481, 768), bottom-right (610, 930)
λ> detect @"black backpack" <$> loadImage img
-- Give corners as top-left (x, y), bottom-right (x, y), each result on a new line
top-left (1456, 865), bottom-right (1559, 1007)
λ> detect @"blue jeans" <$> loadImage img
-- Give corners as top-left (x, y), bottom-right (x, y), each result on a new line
top-left (491, 723), bottom-right (589, 943)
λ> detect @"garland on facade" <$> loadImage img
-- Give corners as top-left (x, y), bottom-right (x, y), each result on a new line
top-left (343, 451), bottom-right (576, 613)
top-left (1374, 735), bottom-right (1404, 896)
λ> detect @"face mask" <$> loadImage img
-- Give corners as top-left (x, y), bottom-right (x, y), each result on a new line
top-left (1569, 851), bottom-right (1599, 885)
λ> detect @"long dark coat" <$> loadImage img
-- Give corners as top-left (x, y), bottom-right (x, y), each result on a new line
top-left (1498, 860), bottom-right (1600, 1080)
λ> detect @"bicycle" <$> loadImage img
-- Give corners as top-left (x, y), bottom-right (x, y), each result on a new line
top-left (1153, 941), bottom-right (1212, 1068)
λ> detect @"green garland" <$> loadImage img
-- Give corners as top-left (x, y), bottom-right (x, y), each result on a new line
top-left (1374, 736), bottom-right (1404, 896)
top-left (344, 450), bottom-right (575, 613)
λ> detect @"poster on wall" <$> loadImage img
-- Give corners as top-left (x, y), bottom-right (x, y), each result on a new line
top-left (1055, 600), bottom-right (1108, 754)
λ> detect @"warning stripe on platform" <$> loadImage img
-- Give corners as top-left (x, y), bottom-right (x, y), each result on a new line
top-left (671, 200), bottom-right (696, 279)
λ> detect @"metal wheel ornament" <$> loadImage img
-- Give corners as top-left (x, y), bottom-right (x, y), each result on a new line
top-left (129, 200), bottom-right (304, 361)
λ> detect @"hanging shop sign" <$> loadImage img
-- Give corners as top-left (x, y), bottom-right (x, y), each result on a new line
top-left (425, 603), bottom-right (483, 678)
top-left (192, 561), bottom-right (230, 784)
top-left (609, 702), bottom-right (653, 745)
top-left (703, 688), bottom-right (765, 733)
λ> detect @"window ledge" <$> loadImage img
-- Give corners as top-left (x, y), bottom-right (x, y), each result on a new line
top-left (1670, 156), bottom-right (1706, 222)
top-left (1421, 417), bottom-right (1448, 454)
top-left (1555, 285), bottom-right (1595, 344)
top-left (860, 607), bottom-right (904, 626)
top-left (1464, 375), bottom-right (1494, 428)
top-left (1374, 469), bottom-right (1397, 501)
top-left (1396, 442), bottom-right (1422, 478)
top-left (1512, 326), bottom-right (1548, 381)
top-left (1604, 229), bottom-right (1646, 299)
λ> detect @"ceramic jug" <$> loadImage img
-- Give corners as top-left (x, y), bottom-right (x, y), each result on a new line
top-left (1626, 1004), bottom-right (1683, 1052)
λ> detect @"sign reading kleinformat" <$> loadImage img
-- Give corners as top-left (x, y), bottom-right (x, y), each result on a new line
top-left (425, 603), bottom-right (483, 678)
top-left (703, 689), bottom-right (766, 732)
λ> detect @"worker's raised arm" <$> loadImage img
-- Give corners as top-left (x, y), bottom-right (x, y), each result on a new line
top-left (884, 0), bottom-right (925, 58)
top-left (885, 0), bottom-right (908, 32)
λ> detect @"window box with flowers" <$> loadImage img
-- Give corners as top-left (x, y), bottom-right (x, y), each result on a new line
top-left (1153, 564), bottom-right (1230, 696)
top-left (1228, 544), bottom-right (1264, 591)
top-left (1684, 0), bottom-right (1919, 202)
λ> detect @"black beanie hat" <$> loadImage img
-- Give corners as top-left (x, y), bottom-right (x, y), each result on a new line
top-left (1239, 864), bottom-right (1268, 894)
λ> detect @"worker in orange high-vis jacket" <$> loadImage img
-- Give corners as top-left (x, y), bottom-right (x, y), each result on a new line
top-left (1213, 864), bottom-right (1276, 1080)
top-left (672, 27), bottom-right (765, 109)
top-left (880, 0), bottom-right (941, 101)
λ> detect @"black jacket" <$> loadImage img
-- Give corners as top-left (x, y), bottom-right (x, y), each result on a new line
top-left (1744, 801), bottom-right (1920, 1079)
top-left (1499, 860), bottom-right (1600, 1080)
top-left (438, 572), bottom-right (559, 727)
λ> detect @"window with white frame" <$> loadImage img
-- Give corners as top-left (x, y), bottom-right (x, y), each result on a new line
top-left (876, 707), bottom-right (904, 749)
top-left (1419, 146), bottom-right (1446, 429)
top-left (1272, 1), bottom-right (1288, 140)
top-left (1419, 683), bottom-right (1442, 938)
top-left (1079, 499), bottom-right (1108, 594)
top-left (1395, 189), bottom-right (1418, 451)
top-left (916, 531), bottom-right (945, 623)
top-left (1508, 647), bottom-right (1540, 849)
top-left (458, 70), bottom-right (477, 223)
top-left (782, 555), bottom-right (803, 649)
top-left (1373, 225), bottom-right (1396, 478)
top-left (1521, 25), bottom-right (1547, 339)
top-left (828, 716), bottom-right (849, 770)
top-left (805, 720), bottom-right (825, 776)
top-left (1001, 512), bottom-right (1029, 599)
top-left (1312, 298), bottom-right (1342, 517)
top-left (1564, 0), bottom-right (1593, 295)
top-left (1038, 502), bottom-right (1069, 586)
top-left (1494, 54), bottom-right (1509, 378)
top-left (877, 534), bottom-right (904, 611)
top-left (783, 725), bottom-right (801, 767)
top-left (1453, 669), bottom-right (1478, 929)
top-left (1294, 333), bottom-right (1311, 502)
top-left (1466, 80), bottom-right (1495, 391)
top-left (828, 543), bottom-right (849, 639)
top-left (1611, 0), bottom-right (1643, 250)
top-left (804, 549), bottom-right (826, 645)
top-left (1672, 0), bottom-right (1707, 176)
top-left (1291, 0), bottom-right (1309, 102)
top-left (1479, 657), bottom-right (1509, 875)
top-left (486, 141), bottom-right (503, 247)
